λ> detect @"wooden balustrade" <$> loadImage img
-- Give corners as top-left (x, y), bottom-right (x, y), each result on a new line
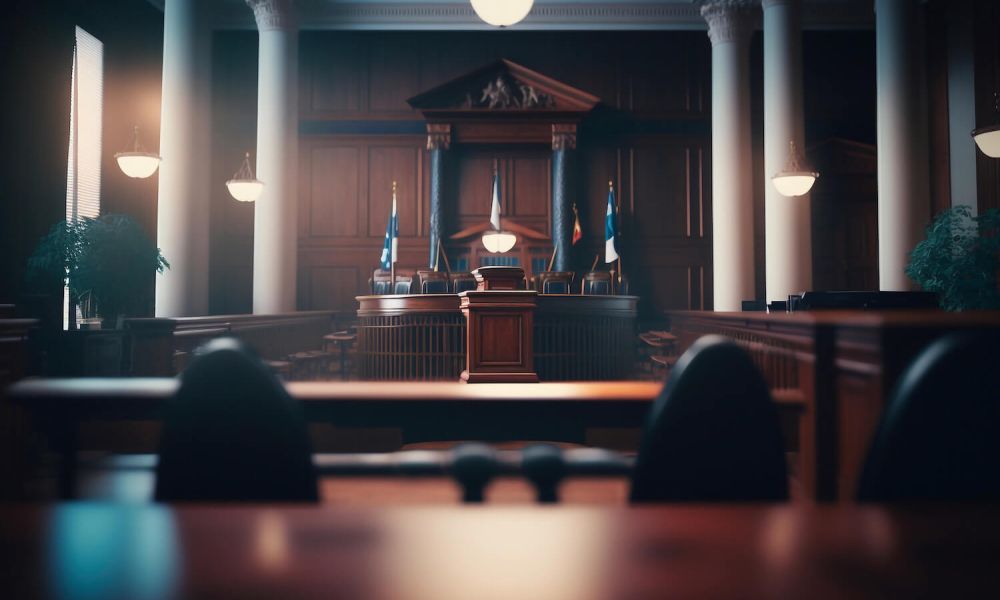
top-left (356, 294), bottom-right (638, 381)
top-left (126, 310), bottom-right (344, 377)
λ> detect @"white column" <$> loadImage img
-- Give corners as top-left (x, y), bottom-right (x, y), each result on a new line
top-left (763, 0), bottom-right (811, 303)
top-left (155, 0), bottom-right (210, 317)
top-left (876, 0), bottom-right (930, 290)
top-left (701, 1), bottom-right (757, 311)
top-left (947, 0), bottom-right (977, 212)
top-left (248, 0), bottom-right (299, 314)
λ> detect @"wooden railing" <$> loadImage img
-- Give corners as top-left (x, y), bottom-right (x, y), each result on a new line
top-left (667, 309), bottom-right (1000, 501)
top-left (356, 294), bottom-right (639, 381)
top-left (126, 310), bottom-right (344, 376)
top-left (356, 295), bottom-right (466, 380)
top-left (534, 295), bottom-right (637, 381)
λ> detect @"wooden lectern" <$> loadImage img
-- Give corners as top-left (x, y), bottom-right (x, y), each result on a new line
top-left (460, 267), bottom-right (539, 383)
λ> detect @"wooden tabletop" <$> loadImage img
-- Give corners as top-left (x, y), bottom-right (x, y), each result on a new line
top-left (1, 504), bottom-right (998, 599)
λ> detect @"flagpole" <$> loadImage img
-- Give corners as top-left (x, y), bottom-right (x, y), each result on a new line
top-left (390, 181), bottom-right (397, 289)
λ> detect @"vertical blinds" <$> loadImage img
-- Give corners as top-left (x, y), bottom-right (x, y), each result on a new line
top-left (65, 26), bottom-right (103, 222)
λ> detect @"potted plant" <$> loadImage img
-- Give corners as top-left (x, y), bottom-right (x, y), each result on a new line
top-left (26, 214), bottom-right (169, 328)
top-left (907, 205), bottom-right (1000, 311)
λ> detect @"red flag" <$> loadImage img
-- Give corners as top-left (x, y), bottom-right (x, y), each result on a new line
top-left (572, 204), bottom-right (583, 245)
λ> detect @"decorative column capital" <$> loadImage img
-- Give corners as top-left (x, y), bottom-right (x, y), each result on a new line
top-left (426, 124), bottom-right (451, 150)
top-left (551, 124), bottom-right (577, 151)
top-left (697, 0), bottom-right (757, 46)
top-left (246, 0), bottom-right (296, 31)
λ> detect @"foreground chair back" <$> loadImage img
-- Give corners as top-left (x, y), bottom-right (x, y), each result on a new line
top-left (630, 335), bottom-right (788, 502)
top-left (857, 333), bottom-right (1000, 502)
top-left (155, 337), bottom-right (319, 502)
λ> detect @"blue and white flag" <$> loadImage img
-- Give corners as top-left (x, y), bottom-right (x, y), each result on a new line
top-left (605, 182), bottom-right (619, 263)
top-left (489, 172), bottom-right (502, 231)
top-left (379, 186), bottom-right (399, 270)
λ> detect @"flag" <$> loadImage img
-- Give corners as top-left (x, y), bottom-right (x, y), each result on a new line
top-left (489, 172), bottom-right (501, 231)
top-left (379, 185), bottom-right (399, 270)
top-left (605, 182), bottom-right (619, 263)
top-left (572, 204), bottom-right (583, 245)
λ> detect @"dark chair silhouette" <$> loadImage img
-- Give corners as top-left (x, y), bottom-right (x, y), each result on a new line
top-left (582, 271), bottom-right (613, 295)
top-left (535, 271), bottom-right (574, 295)
top-left (416, 269), bottom-right (450, 294)
top-left (451, 273), bottom-right (477, 294)
top-left (155, 337), bottom-right (319, 502)
top-left (630, 335), bottom-right (788, 502)
top-left (857, 333), bottom-right (1000, 502)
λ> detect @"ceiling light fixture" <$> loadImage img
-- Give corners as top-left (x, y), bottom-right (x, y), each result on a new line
top-left (470, 0), bottom-right (534, 27)
top-left (772, 140), bottom-right (819, 197)
top-left (973, 92), bottom-right (1000, 158)
top-left (115, 125), bottom-right (160, 179)
top-left (226, 152), bottom-right (264, 202)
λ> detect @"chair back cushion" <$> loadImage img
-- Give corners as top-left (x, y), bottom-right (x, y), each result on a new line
top-left (630, 335), bottom-right (788, 502)
top-left (857, 333), bottom-right (1000, 502)
top-left (155, 337), bottom-right (319, 502)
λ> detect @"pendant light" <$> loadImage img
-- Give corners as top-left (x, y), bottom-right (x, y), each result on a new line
top-left (772, 140), bottom-right (819, 197)
top-left (482, 231), bottom-right (517, 253)
top-left (114, 125), bottom-right (160, 179)
top-left (226, 152), bottom-right (264, 202)
top-left (972, 92), bottom-right (1000, 158)
top-left (470, 0), bottom-right (534, 27)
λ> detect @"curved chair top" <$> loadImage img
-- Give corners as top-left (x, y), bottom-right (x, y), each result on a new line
top-left (155, 337), bottom-right (318, 502)
top-left (630, 335), bottom-right (788, 503)
top-left (857, 333), bottom-right (1000, 502)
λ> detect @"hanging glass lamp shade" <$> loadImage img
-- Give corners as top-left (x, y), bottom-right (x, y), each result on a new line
top-left (115, 125), bottom-right (160, 178)
top-left (482, 231), bottom-right (517, 253)
top-left (772, 140), bottom-right (819, 197)
top-left (226, 152), bottom-right (264, 202)
top-left (973, 125), bottom-right (1000, 158)
top-left (470, 0), bottom-right (534, 27)
top-left (972, 92), bottom-right (1000, 158)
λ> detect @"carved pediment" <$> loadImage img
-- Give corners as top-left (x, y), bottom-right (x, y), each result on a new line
top-left (408, 59), bottom-right (600, 115)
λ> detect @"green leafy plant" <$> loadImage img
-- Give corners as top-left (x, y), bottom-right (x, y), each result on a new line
top-left (907, 205), bottom-right (1000, 311)
top-left (27, 214), bottom-right (169, 325)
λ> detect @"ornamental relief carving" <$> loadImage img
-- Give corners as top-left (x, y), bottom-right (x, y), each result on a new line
top-left (461, 74), bottom-right (555, 110)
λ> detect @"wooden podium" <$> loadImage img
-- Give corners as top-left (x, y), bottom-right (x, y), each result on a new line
top-left (460, 267), bottom-right (539, 383)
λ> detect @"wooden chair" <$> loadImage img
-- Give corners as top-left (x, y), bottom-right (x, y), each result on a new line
top-left (857, 333), bottom-right (1000, 502)
top-left (154, 337), bottom-right (319, 502)
top-left (534, 271), bottom-right (574, 295)
top-left (630, 335), bottom-right (789, 502)
top-left (370, 269), bottom-right (413, 295)
top-left (416, 270), bottom-right (451, 294)
top-left (450, 272), bottom-right (477, 294)
top-left (582, 271), bottom-right (613, 295)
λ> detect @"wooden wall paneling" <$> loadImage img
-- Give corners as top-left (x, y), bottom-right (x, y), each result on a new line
top-left (368, 145), bottom-right (421, 237)
top-left (308, 145), bottom-right (361, 237)
top-left (368, 35), bottom-right (421, 115)
top-left (304, 33), bottom-right (365, 117)
top-left (631, 143), bottom-right (693, 240)
top-left (309, 266), bottom-right (361, 310)
top-left (456, 152), bottom-right (497, 224)
top-left (509, 154), bottom-right (551, 234)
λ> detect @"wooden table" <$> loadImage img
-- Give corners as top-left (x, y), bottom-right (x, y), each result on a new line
top-left (2, 503), bottom-right (998, 599)
top-left (7, 380), bottom-right (659, 499)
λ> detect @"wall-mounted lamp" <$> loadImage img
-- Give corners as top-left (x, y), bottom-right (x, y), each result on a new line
top-left (972, 92), bottom-right (1000, 158)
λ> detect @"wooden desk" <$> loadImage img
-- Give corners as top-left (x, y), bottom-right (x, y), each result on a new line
top-left (2, 503), bottom-right (998, 599)
top-left (7, 380), bottom-right (659, 499)
top-left (667, 310), bottom-right (1000, 502)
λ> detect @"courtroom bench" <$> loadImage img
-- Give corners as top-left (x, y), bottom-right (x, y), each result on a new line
top-left (666, 309), bottom-right (1000, 501)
